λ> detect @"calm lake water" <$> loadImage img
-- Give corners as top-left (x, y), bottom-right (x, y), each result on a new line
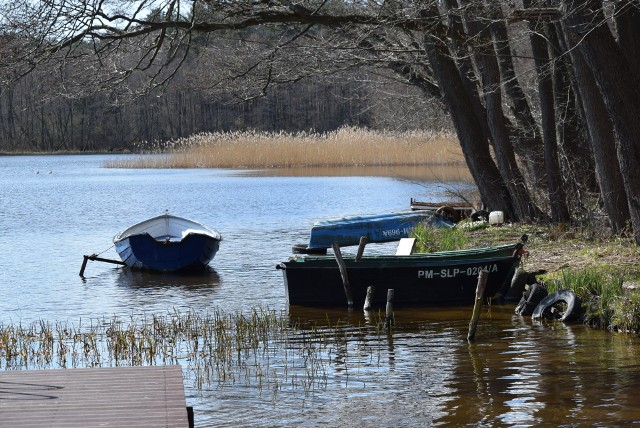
top-left (1, 155), bottom-right (640, 426)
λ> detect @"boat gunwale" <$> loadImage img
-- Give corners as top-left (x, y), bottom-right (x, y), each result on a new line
top-left (287, 242), bottom-right (522, 264)
top-left (311, 210), bottom-right (438, 227)
top-left (280, 254), bottom-right (520, 270)
top-left (114, 213), bottom-right (221, 243)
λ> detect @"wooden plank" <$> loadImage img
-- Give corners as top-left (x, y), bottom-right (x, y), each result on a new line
top-left (0, 365), bottom-right (189, 427)
top-left (410, 198), bottom-right (473, 210)
top-left (396, 237), bottom-right (416, 255)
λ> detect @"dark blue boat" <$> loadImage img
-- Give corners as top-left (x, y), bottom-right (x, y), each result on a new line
top-left (114, 213), bottom-right (221, 272)
top-left (295, 210), bottom-right (454, 253)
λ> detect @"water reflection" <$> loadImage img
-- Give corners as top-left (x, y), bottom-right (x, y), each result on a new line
top-left (250, 305), bottom-right (640, 426)
top-left (112, 267), bottom-right (221, 290)
top-left (236, 165), bottom-right (473, 182)
top-left (426, 310), bottom-right (640, 426)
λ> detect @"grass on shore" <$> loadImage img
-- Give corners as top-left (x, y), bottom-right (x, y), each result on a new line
top-left (105, 127), bottom-right (464, 169)
top-left (414, 222), bottom-right (640, 332)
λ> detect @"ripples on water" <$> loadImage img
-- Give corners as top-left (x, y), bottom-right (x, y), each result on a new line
top-left (177, 305), bottom-right (640, 427)
top-left (0, 155), bottom-right (471, 322)
top-left (2, 155), bottom-right (640, 426)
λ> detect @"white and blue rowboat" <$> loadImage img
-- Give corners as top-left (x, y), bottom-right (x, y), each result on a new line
top-left (294, 210), bottom-right (454, 253)
top-left (114, 213), bottom-right (222, 272)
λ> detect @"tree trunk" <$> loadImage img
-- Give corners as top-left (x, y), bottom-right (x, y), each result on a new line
top-left (526, 1), bottom-right (571, 222)
top-left (563, 0), bottom-right (640, 243)
top-left (420, 8), bottom-right (515, 218)
top-left (562, 33), bottom-right (631, 233)
top-left (614, 0), bottom-right (640, 74)
top-left (549, 23), bottom-right (598, 194)
top-left (459, 0), bottom-right (541, 221)
top-left (485, 0), bottom-right (546, 186)
top-left (442, 0), bottom-right (493, 146)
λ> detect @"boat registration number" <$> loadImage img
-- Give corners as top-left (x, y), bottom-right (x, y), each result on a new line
top-left (381, 227), bottom-right (414, 238)
top-left (418, 264), bottom-right (498, 279)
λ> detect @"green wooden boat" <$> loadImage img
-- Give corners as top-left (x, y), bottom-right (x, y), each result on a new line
top-left (277, 237), bottom-right (527, 307)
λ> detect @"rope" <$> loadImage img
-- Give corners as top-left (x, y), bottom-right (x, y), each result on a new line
top-left (92, 243), bottom-right (115, 257)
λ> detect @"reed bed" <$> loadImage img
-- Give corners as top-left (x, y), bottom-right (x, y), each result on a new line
top-left (106, 127), bottom-right (463, 169)
top-left (0, 309), bottom-right (390, 397)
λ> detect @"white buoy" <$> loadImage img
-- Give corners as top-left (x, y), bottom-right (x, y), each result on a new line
top-left (488, 211), bottom-right (504, 225)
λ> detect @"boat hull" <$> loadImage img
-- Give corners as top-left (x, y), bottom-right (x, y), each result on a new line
top-left (278, 243), bottom-right (523, 307)
top-left (115, 233), bottom-right (220, 272)
top-left (114, 213), bottom-right (221, 272)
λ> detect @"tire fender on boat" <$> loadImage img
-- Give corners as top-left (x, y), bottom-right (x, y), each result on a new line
top-left (435, 206), bottom-right (460, 223)
top-left (514, 283), bottom-right (548, 316)
top-left (532, 290), bottom-right (582, 322)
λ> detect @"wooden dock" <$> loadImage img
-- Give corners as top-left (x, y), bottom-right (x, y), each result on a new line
top-left (0, 365), bottom-right (192, 427)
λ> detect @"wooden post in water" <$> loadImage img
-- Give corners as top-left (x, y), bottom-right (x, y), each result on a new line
top-left (79, 255), bottom-right (90, 277)
top-left (332, 243), bottom-right (353, 307)
top-left (79, 254), bottom-right (127, 278)
top-left (363, 285), bottom-right (375, 311)
top-left (467, 270), bottom-right (489, 342)
top-left (385, 289), bottom-right (395, 328)
top-left (355, 236), bottom-right (368, 262)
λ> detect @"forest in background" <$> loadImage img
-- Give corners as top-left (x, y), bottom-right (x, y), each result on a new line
top-left (0, 55), bottom-right (451, 152)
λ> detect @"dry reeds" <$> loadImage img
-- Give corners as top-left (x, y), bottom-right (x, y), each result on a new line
top-left (106, 127), bottom-right (463, 169)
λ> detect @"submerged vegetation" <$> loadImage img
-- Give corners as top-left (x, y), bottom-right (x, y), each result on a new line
top-left (0, 308), bottom-right (392, 396)
top-left (105, 127), bottom-right (464, 169)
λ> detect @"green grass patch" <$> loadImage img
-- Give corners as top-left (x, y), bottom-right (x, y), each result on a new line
top-left (544, 269), bottom-right (625, 328)
top-left (610, 290), bottom-right (640, 333)
top-left (411, 224), bottom-right (468, 253)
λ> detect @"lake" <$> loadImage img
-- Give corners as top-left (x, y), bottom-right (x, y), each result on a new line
top-left (1, 154), bottom-right (639, 426)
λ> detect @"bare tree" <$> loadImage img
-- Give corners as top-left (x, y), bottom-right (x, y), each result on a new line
top-left (2, 0), bottom-right (640, 241)
top-left (561, 0), bottom-right (640, 242)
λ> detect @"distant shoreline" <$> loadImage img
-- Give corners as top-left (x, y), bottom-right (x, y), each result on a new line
top-left (0, 150), bottom-right (132, 156)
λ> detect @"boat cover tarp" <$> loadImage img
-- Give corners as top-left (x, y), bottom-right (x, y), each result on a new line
top-left (307, 210), bottom-right (454, 249)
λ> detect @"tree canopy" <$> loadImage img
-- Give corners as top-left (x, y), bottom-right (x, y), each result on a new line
top-left (2, 0), bottom-right (640, 243)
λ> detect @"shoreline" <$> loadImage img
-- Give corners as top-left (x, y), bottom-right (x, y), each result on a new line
top-left (458, 223), bottom-right (640, 331)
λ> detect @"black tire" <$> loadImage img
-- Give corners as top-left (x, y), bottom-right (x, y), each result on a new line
top-left (471, 210), bottom-right (489, 222)
top-left (515, 283), bottom-right (548, 316)
top-left (532, 290), bottom-right (582, 322)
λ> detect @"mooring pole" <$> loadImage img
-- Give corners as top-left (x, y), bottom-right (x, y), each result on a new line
top-left (467, 270), bottom-right (489, 342)
top-left (79, 255), bottom-right (90, 277)
top-left (332, 243), bottom-right (353, 307)
top-left (385, 289), bottom-right (395, 328)
top-left (363, 285), bottom-right (375, 311)
top-left (79, 254), bottom-right (127, 278)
